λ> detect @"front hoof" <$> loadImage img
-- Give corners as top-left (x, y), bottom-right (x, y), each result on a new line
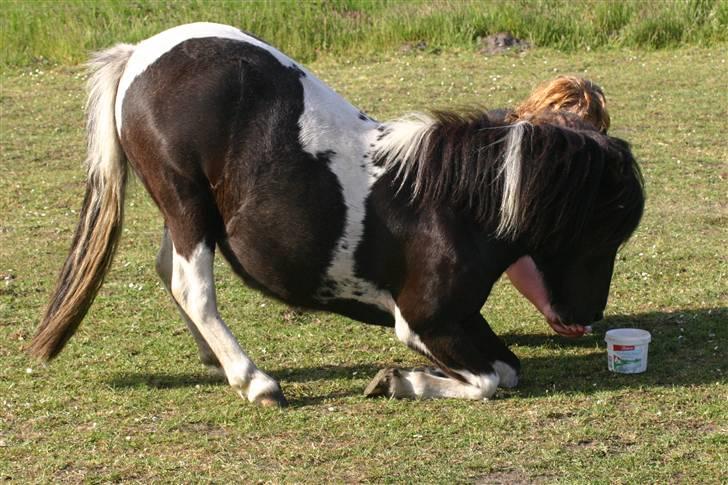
top-left (253, 390), bottom-right (289, 408)
top-left (364, 368), bottom-right (399, 398)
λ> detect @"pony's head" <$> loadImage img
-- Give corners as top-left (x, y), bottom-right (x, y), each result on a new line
top-left (376, 111), bottom-right (643, 325)
top-left (511, 126), bottom-right (644, 325)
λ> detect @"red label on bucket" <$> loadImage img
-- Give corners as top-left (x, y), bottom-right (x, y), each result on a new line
top-left (613, 344), bottom-right (635, 351)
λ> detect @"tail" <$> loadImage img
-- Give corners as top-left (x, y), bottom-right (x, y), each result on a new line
top-left (28, 44), bottom-right (135, 361)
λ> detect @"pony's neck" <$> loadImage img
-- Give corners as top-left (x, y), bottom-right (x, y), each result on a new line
top-left (374, 111), bottom-right (515, 233)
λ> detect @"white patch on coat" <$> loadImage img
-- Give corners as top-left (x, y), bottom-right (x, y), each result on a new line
top-left (115, 22), bottom-right (295, 133)
top-left (171, 242), bottom-right (279, 402)
top-left (294, 54), bottom-right (393, 309)
top-left (114, 21), bottom-right (389, 310)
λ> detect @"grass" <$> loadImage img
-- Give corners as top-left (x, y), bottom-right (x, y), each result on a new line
top-left (1, 37), bottom-right (727, 483)
top-left (2, 0), bottom-right (727, 68)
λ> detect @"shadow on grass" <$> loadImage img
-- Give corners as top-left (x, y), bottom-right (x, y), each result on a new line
top-left (107, 308), bottom-right (725, 403)
top-left (502, 307), bottom-right (727, 398)
top-left (108, 364), bottom-right (383, 407)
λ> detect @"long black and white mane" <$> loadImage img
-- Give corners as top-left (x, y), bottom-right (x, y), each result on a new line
top-left (376, 111), bottom-right (643, 250)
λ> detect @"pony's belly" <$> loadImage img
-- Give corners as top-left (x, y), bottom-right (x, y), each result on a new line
top-left (220, 232), bottom-right (395, 326)
top-left (314, 273), bottom-right (393, 312)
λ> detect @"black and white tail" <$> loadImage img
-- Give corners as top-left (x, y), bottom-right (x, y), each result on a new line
top-left (29, 44), bottom-right (135, 360)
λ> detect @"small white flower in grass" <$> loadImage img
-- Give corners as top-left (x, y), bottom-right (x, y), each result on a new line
top-left (25, 368), bottom-right (32, 374)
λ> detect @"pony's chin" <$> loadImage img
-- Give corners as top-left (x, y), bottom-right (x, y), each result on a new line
top-left (548, 304), bottom-right (603, 326)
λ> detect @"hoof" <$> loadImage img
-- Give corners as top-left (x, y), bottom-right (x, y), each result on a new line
top-left (205, 364), bottom-right (225, 378)
top-left (253, 391), bottom-right (289, 408)
top-left (364, 368), bottom-right (399, 398)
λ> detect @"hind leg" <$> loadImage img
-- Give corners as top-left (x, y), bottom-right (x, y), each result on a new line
top-left (155, 227), bottom-right (221, 372)
top-left (365, 310), bottom-right (520, 400)
top-left (145, 173), bottom-right (285, 406)
top-left (167, 236), bottom-right (285, 406)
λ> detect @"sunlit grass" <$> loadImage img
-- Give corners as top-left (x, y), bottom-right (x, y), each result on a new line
top-left (1, 44), bottom-right (726, 482)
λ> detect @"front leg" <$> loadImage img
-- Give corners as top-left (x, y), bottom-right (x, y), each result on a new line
top-left (365, 311), bottom-right (520, 400)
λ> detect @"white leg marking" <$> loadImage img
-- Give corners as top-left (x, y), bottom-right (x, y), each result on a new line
top-left (171, 243), bottom-right (280, 402)
top-left (155, 230), bottom-right (219, 368)
top-left (393, 306), bottom-right (432, 358)
top-left (387, 369), bottom-right (498, 400)
top-left (455, 369), bottom-right (500, 399)
top-left (493, 360), bottom-right (519, 388)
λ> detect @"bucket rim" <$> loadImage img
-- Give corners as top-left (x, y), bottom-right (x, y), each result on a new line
top-left (605, 328), bottom-right (651, 344)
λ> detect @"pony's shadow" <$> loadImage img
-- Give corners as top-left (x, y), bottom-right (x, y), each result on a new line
top-left (109, 363), bottom-right (382, 407)
top-left (108, 308), bottom-right (725, 404)
top-left (500, 307), bottom-right (726, 398)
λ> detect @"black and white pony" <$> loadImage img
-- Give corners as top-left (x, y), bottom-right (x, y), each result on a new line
top-left (30, 23), bottom-right (644, 406)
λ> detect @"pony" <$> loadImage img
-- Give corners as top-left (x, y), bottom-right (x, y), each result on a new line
top-left (29, 23), bottom-right (644, 406)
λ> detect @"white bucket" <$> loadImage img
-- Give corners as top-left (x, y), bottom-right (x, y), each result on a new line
top-left (605, 328), bottom-right (651, 374)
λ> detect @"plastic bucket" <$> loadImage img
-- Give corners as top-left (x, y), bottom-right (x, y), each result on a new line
top-left (605, 328), bottom-right (651, 374)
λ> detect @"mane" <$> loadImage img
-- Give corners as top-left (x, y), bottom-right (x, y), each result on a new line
top-left (374, 110), bottom-right (644, 250)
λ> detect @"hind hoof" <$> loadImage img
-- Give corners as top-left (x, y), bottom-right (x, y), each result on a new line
top-left (205, 365), bottom-right (225, 378)
top-left (254, 391), bottom-right (289, 408)
top-left (364, 368), bottom-right (399, 398)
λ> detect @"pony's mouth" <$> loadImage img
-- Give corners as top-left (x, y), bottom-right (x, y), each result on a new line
top-left (549, 302), bottom-right (605, 325)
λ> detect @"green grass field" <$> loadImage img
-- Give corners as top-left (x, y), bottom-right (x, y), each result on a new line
top-left (1, 8), bottom-right (727, 484)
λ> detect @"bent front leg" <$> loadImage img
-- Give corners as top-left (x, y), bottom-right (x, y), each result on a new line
top-left (366, 310), bottom-right (520, 400)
